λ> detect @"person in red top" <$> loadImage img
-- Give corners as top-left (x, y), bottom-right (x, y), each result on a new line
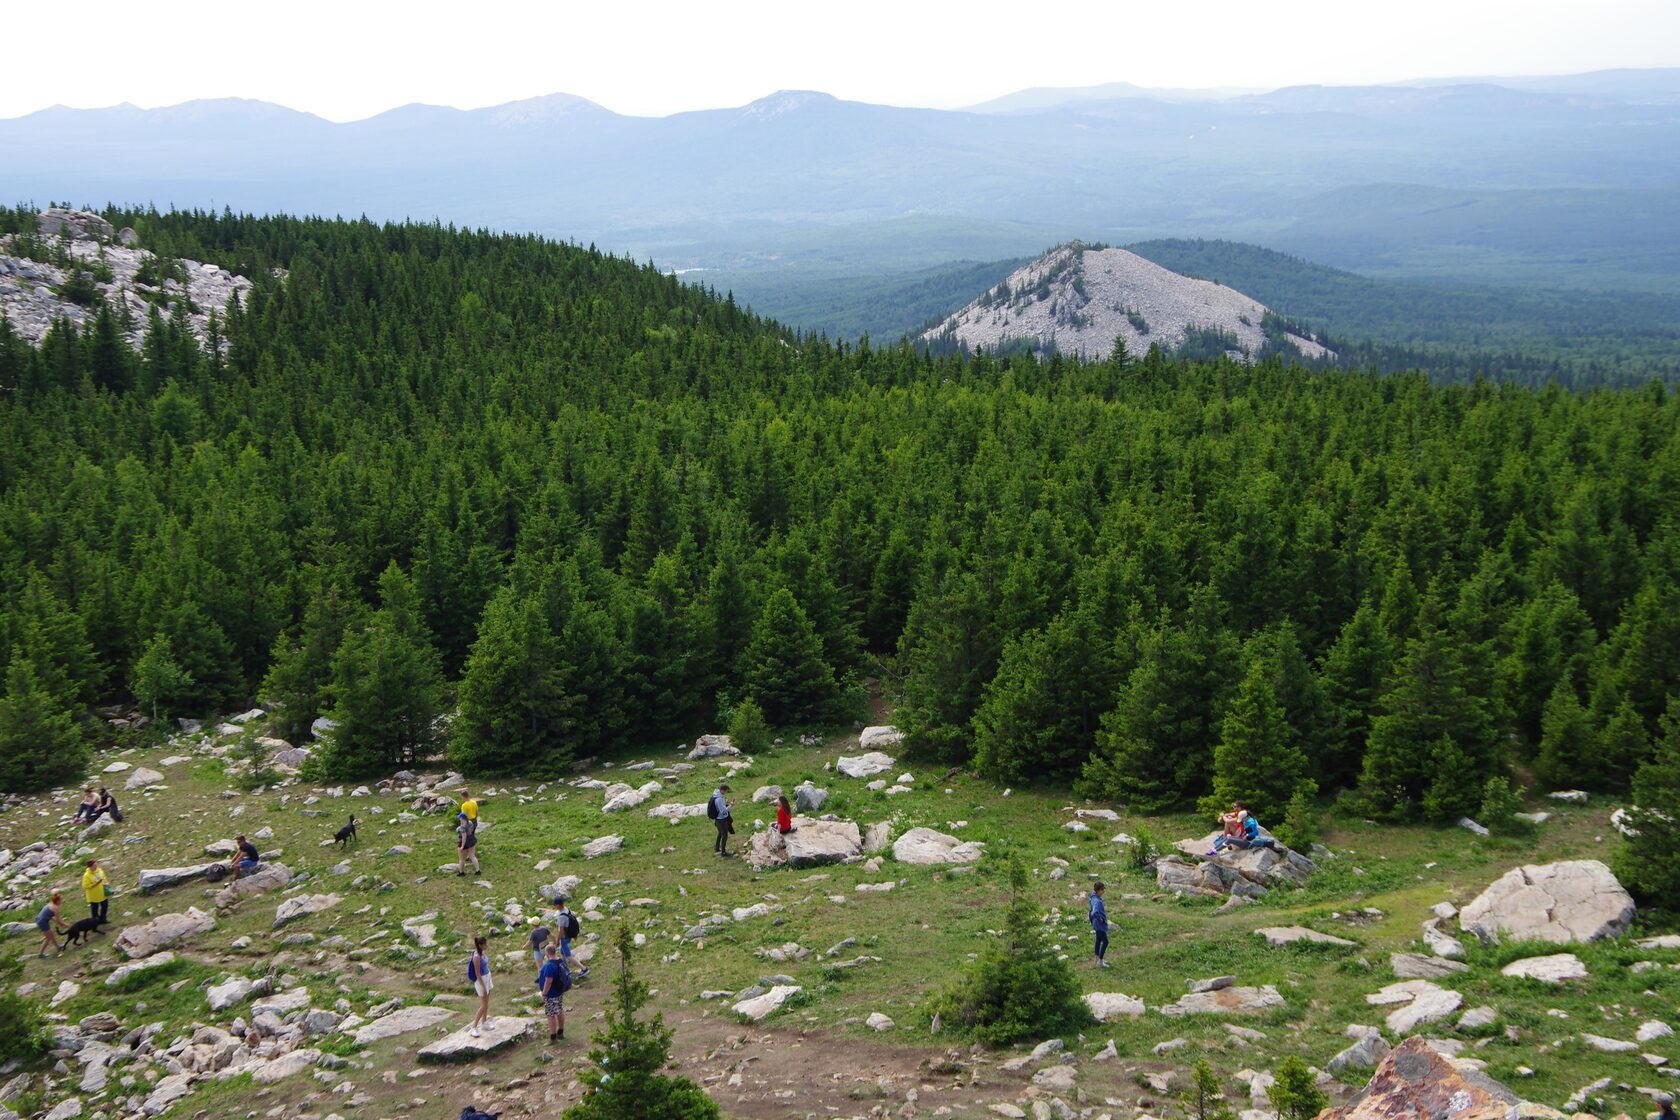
top-left (775, 794), bottom-right (795, 838)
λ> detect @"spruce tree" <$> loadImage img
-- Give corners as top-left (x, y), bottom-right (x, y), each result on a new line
top-left (451, 586), bottom-right (569, 776)
top-left (740, 587), bottom-right (838, 725)
top-left (317, 565), bottom-right (445, 778)
top-left (1317, 599), bottom-right (1392, 791)
top-left (0, 657), bottom-right (88, 793)
top-left (130, 633), bottom-right (193, 721)
top-left (1615, 696), bottom-right (1680, 902)
top-left (565, 926), bottom-right (720, 1120)
top-left (972, 608), bottom-right (1117, 786)
top-left (262, 582), bottom-right (360, 743)
top-left (1534, 681), bottom-right (1599, 790)
top-left (1200, 653), bottom-right (1308, 820)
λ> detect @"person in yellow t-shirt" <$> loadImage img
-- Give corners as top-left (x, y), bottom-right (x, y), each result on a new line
top-left (82, 858), bottom-right (110, 925)
top-left (458, 791), bottom-right (479, 822)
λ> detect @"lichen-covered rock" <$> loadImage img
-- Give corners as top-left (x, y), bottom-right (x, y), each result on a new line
top-left (1459, 860), bottom-right (1633, 944)
top-left (1313, 1036), bottom-right (1570, 1120)
top-left (891, 827), bottom-right (984, 866)
top-left (1159, 985), bottom-right (1284, 1016)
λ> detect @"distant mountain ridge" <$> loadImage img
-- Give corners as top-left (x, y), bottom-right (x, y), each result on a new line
top-left (923, 243), bottom-right (1331, 361)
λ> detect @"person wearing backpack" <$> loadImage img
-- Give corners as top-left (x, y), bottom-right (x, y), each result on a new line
top-left (456, 812), bottom-right (481, 877)
top-left (528, 921), bottom-right (551, 966)
top-left (555, 899), bottom-right (588, 981)
top-left (466, 934), bottom-right (493, 1036)
top-left (708, 783), bottom-right (734, 856)
top-left (537, 942), bottom-right (570, 1041)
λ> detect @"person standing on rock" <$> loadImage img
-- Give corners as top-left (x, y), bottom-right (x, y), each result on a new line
top-left (709, 783), bottom-right (734, 856)
top-left (467, 934), bottom-right (493, 1036)
top-left (456, 811), bottom-right (481, 877)
top-left (82, 858), bottom-right (110, 925)
top-left (35, 892), bottom-right (67, 956)
top-left (538, 942), bottom-right (567, 1041)
top-left (1089, 882), bottom-right (1111, 968)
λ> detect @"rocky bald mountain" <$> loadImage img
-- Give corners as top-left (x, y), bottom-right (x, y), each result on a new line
top-left (0, 207), bottom-right (251, 348)
top-left (924, 241), bottom-right (1333, 361)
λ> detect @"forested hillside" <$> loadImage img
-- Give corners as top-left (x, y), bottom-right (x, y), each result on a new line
top-left (2, 207), bottom-right (1677, 824)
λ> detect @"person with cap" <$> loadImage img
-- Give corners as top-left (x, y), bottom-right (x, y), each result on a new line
top-left (456, 810), bottom-right (481, 876)
top-left (708, 783), bottom-right (734, 856)
top-left (554, 896), bottom-right (588, 981)
top-left (82, 857), bottom-right (110, 925)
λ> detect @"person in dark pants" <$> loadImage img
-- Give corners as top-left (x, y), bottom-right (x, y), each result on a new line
top-left (710, 784), bottom-right (734, 856)
top-left (82, 858), bottom-right (110, 925)
top-left (1089, 881), bottom-right (1110, 968)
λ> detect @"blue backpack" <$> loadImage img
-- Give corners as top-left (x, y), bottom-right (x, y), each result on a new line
top-left (467, 953), bottom-right (487, 983)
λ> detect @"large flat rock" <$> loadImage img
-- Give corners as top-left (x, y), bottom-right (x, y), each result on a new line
top-left (1391, 952), bottom-right (1468, 979)
top-left (213, 863), bottom-right (293, 907)
top-left (749, 818), bottom-right (862, 870)
top-left (732, 984), bottom-right (801, 1021)
top-left (1085, 992), bottom-right (1146, 1021)
top-left (137, 863), bottom-right (220, 893)
top-left (115, 908), bottom-right (216, 958)
top-left (1255, 926), bottom-right (1354, 948)
top-left (891, 827), bottom-right (985, 866)
top-left (353, 1004), bottom-right (456, 1044)
top-left (273, 893), bottom-right (341, 929)
top-left (1159, 985), bottom-right (1284, 1016)
top-left (417, 1015), bottom-right (530, 1062)
top-left (1459, 859), bottom-right (1634, 944)
top-left (1500, 952), bottom-right (1588, 983)
top-left (581, 835), bottom-right (623, 859)
top-left (836, 752), bottom-right (896, 778)
top-left (858, 726), bottom-right (904, 750)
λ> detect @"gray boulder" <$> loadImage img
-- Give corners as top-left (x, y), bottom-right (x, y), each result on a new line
top-left (748, 818), bottom-right (862, 870)
top-left (115, 907), bottom-right (216, 958)
top-left (891, 827), bottom-right (984, 866)
top-left (213, 863), bottom-right (293, 907)
top-left (417, 1015), bottom-right (529, 1062)
top-left (793, 782), bottom-right (828, 812)
top-left (1459, 859), bottom-right (1634, 944)
top-left (836, 751), bottom-right (895, 778)
top-left (273, 893), bottom-right (341, 929)
top-left (137, 863), bottom-right (220, 893)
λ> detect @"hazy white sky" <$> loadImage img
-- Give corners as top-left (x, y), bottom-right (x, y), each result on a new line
top-left (7, 0), bottom-right (1676, 121)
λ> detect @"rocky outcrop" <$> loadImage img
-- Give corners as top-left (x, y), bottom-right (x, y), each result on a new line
top-left (1459, 860), bottom-right (1633, 944)
top-left (137, 864), bottom-right (220, 893)
top-left (1255, 926), bottom-right (1355, 948)
top-left (891, 827), bottom-right (984, 866)
top-left (124, 767), bottom-right (166, 790)
top-left (1084, 992), bottom-right (1145, 1021)
top-left (858, 726), bottom-right (903, 750)
top-left (837, 752), bottom-right (896, 778)
top-left (794, 782), bottom-right (828, 812)
top-left (732, 985), bottom-right (801, 1021)
top-left (749, 818), bottom-right (862, 870)
top-left (1314, 1036), bottom-right (1577, 1120)
top-left (273, 893), bottom-right (340, 929)
top-left (1157, 839), bottom-right (1316, 899)
top-left (417, 1016), bottom-right (529, 1062)
top-left (687, 734), bottom-right (737, 759)
top-left (581, 835), bottom-right (624, 858)
top-left (1158, 985), bottom-right (1284, 1016)
top-left (601, 781), bottom-right (661, 813)
top-left (352, 1005), bottom-right (455, 1044)
top-left (1500, 953), bottom-right (1587, 983)
top-left (115, 908), bottom-right (216, 958)
top-left (37, 209), bottom-right (113, 242)
top-left (213, 863), bottom-right (293, 907)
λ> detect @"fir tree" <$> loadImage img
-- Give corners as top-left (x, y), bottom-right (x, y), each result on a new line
top-left (261, 582), bottom-right (360, 743)
top-left (972, 608), bottom-right (1117, 786)
top-left (129, 632), bottom-right (193, 720)
top-left (564, 926), bottom-right (720, 1120)
top-left (1270, 1056), bottom-right (1328, 1120)
top-left (1317, 599), bottom-right (1392, 791)
top-left (0, 657), bottom-right (88, 793)
top-left (739, 587), bottom-right (838, 726)
top-left (1199, 653), bottom-right (1309, 820)
top-left (1534, 681), bottom-right (1599, 790)
top-left (1614, 696), bottom-right (1680, 902)
top-left (451, 585), bottom-right (569, 776)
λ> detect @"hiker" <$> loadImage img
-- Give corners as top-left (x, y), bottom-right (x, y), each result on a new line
top-left (538, 942), bottom-right (568, 1041)
top-left (1210, 802), bottom-right (1249, 854)
top-left (555, 897), bottom-right (588, 981)
top-left (230, 834), bottom-right (260, 876)
top-left (708, 783), bottom-right (734, 856)
top-left (457, 789), bottom-right (480, 823)
top-left (528, 920), bottom-right (552, 965)
top-left (71, 788), bottom-right (99, 824)
top-left (92, 788), bottom-right (122, 823)
top-left (1656, 1093), bottom-right (1677, 1120)
top-left (1089, 881), bottom-right (1111, 968)
top-left (35, 892), bottom-right (67, 956)
top-left (82, 858), bottom-right (110, 925)
top-left (456, 811), bottom-right (481, 876)
top-left (467, 934), bottom-right (492, 1036)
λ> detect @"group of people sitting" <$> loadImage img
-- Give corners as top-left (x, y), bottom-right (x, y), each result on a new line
top-left (70, 787), bottom-right (121, 825)
top-left (1208, 800), bottom-right (1279, 855)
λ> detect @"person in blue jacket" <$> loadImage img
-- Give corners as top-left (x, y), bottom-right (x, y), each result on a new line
top-left (1089, 881), bottom-right (1111, 968)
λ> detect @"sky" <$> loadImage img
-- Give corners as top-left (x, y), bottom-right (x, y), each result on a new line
top-left (6, 0), bottom-right (1677, 121)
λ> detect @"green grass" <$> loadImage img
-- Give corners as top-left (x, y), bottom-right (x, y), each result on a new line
top-left (2, 729), bottom-right (1672, 1119)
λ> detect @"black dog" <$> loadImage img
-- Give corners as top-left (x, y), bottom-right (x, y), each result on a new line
top-left (63, 916), bottom-right (105, 946)
top-left (333, 814), bottom-right (358, 848)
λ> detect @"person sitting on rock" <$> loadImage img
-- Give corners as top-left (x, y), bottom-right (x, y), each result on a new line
top-left (775, 794), bottom-right (796, 837)
top-left (1210, 802), bottom-right (1249, 854)
top-left (93, 787), bottom-right (122, 823)
top-left (230, 834), bottom-right (260, 876)
top-left (71, 788), bottom-right (100, 824)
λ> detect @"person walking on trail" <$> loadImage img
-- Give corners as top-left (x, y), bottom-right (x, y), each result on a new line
top-left (456, 811), bottom-right (481, 876)
top-left (538, 942), bottom-right (569, 1041)
top-left (35, 892), bottom-right (67, 956)
top-left (467, 934), bottom-right (493, 1036)
top-left (456, 789), bottom-right (480, 823)
top-left (708, 783), bottom-right (734, 856)
top-left (555, 897), bottom-right (588, 981)
top-left (82, 858), bottom-right (110, 925)
top-left (1089, 881), bottom-right (1111, 968)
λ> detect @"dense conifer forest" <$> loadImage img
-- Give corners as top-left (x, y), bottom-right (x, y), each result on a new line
top-left (1, 207), bottom-right (1677, 822)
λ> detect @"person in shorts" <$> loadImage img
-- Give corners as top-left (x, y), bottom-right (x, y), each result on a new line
top-left (538, 943), bottom-right (567, 1041)
top-left (467, 934), bottom-right (492, 1036)
top-left (35, 892), bottom-right (66, 956)
top-left (456, 812), bottom-right (480, 876)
